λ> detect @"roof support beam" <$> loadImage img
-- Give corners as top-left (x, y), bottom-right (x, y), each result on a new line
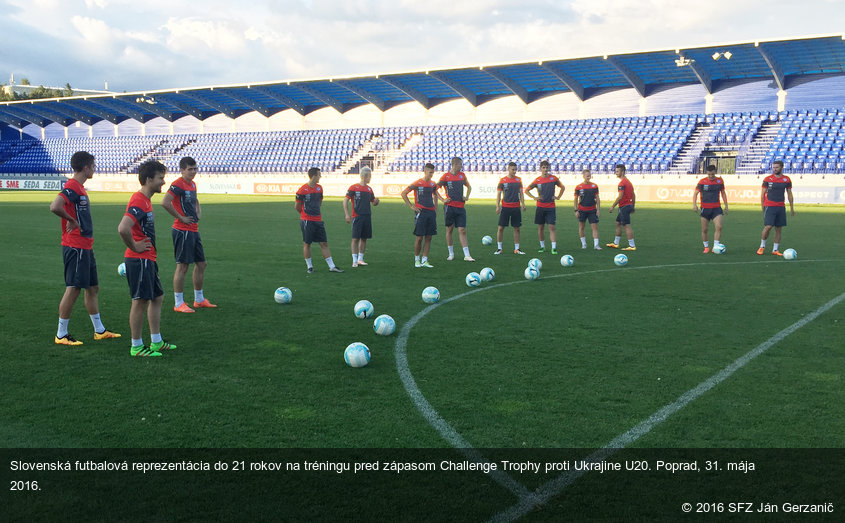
top-left (605, 56), bottom-right (647, 97)
top-left (17, 104), bottom-right (73, 127)
top-left (95, 97), bottom-right (154, 123)
top-left (539, 63), bottom-right (585, 101)
top-left (180, 91), bottom-right (238, 118)
top-left (680, 53), bottom-right (713, 94)
top-left (250, 86), bottom-right (306, 115)
top-left (482, 68), bottom-right (530, 104)
top-left (0, 112), bottom-right (28, 128)
top-left (217, 88), bottom-right (273, 117)
top-left (0, 105), bottom-right (50, 127)
top-left (379, 77), bottom-right (430, 109)
top-left (334, 81), bottom-right (386, 111)
top-left (62, 99), bottom-right (122, 124)
top-left (154, 94), bottom-right (205, 120)
top-left (428, 72), bottom-right (478, 106)
top-left (49, 101), bottom-right (98, 125)
top-left (292, 84), bottom-right (345, 113)
top-left (756, 43), bottom-right (786, 91)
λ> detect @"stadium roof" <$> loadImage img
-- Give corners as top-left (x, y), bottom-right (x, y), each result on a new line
top-left (1, 34), bottom-right (844, 129)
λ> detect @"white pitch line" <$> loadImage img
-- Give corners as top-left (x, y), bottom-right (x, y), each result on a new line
top-left (393, 259), bottom-right (840, 519)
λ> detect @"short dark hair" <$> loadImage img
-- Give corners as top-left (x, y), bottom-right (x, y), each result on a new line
top-left (423, 163), bottom-right (435, 171)
top-left (179, 157), bottom-right (197, 170)
top-left (706, 165), bottom-right (717, 172)
top-left (773, 160), bottom-right (784, 167)
top-left (615, 164), bottom-right (627, 172)
top-left (307, 167), bottom-right (321, 178)
top-left (507, 161), bottom-right (517, 168)
top-left (70, 151), bottom-right (95, 173)
top-left (539, 160), bottom-right (550, 168)
top-left (138, 160), bottom-right (166, 185)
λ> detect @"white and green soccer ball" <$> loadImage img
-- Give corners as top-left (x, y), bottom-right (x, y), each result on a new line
top-left (344, 342), bottom-right (371, 368)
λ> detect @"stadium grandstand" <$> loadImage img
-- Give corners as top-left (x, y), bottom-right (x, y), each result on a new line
top-left (1, 34), bottom-right (844, 181)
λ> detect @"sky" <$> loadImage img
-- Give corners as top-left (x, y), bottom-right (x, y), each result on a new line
top-left (1, 0), bottom-right (844, 93)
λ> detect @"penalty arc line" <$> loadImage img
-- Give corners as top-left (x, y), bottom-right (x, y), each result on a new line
top-left (393, 259), bottom-right (840, 513)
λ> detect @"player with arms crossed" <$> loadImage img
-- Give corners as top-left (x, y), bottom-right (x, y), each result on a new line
top-left (296, 167), bottom-right (343, 273)
top-left (401, 163), bottom-right (441, 268)
top-left (692, 164), bottom-right (729, 253)
top-left (494, 161), bottom-right (526, 254)
top-left (343, 166), bottom-right (379, 268)
top-left (49, 151), bottom-right (120, 346)
top-left (757, 160), bottom-right (794, 256)
top-left (161, 156), bottom-right (216, 313)
top-left (573, 169), bottom-right (602, 250)
top-left (607, 164), bottom-right (637, 251)
top-left (437, 156), bottom-right (474, 261)
top-left (525, 160), bottom-right (564, 254)
top-left (117, 160), bottom-right (177, 357)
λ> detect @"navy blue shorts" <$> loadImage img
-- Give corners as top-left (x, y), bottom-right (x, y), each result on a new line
top-left (125, 258), bottom-right (163, 301)
top-left (577, 209), bottom-right (599, 224)
top-left (301, 220), bottom-right (328, 244)
top-left (414, 209), bottom-right (437, 237)
top-left (444, 206), bottom-right (467, 228)
top-left (498, 207), bottom-right (522, 227)
top-left (699, 207), bottom-right (724, 221)
top-left (62, 246), bottom-right (98, 288)
top-left (764, 206), bottom-right (787, 227)
top-left (534, 207), bottom-right (556, 225)
top-left (616, 204), bottom-right (635, 225)
top-left (172, 229), bottom-right (206, 264)
top-left (351, 215), bottom-right (372, 239)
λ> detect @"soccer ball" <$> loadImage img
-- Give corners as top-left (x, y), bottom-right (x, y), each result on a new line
top-left (560, 255), bottom-right (575, 267)
top-left (480, 267), bottom-right (495, 281)
top-left (354, 299), bottom-right (374, 319)
top-left (421, 286), bottom-right (440, 304)
top-left (117, 262), bottom-right (126, 277)
top-left (528, 258), bottom-right (543, 271)
top-left (524, 267), bottom-right (540, 280)
top-left (465, 272), bottom-right (482, 287)
top-left (713, 243), bottom-right (726, 254)
top-left (614, 253), bottom-right (628, 267)
top-left (783, 248), bottom-right (798, 260)
top-left (274, 287), bottom-right (292, 304)
top-left (373, 314), bottom-right (396, 336)
top-left (344, 342), bottom-right (371, 368)
top-left (481, 235), bottom-right (493, 246)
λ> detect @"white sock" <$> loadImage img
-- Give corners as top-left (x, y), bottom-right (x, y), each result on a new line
top-left (540, 241), bottom-right (546, 248)
top-left (497, 242), bottom-right (502, 250)
top-left (421, 256), bottom-right (428, 264)
top-left (415, 255), bottom-right (421, 263)
top-left (628, 239), bottom-right (636, 247)
top-left (703, 241), bottom-right (709, 248)
top-left (357, 253), bottom-right (364, 262)
top-left (89, 313), bottom-right (105, 333)
top-left (551, 241), bottom-right (557, 249)
top-left (151, 332), bottom-right (162, 344)
top-left (593, 238), bottom-right (599, 247)
top-left (326, 257), bottom-right (336, 269)
top-left (132, 338), bottom-right (143, 348)
top-left (174, 292), bottom-right (184, 307)
top-left (447, 245), bottom-right (454, 256)
top-left (462, 246), bottom-right (470, 257)
top-left (760, 240), bottom-right (766, 248)
top-left (352, 254), bottom-right (358, 264)
top-left (305, 258), bottom-right (313, 269)
top-left (773, 243), bottom-right (780, 252)
top-left (580, 237), bottom-right (587, 248)
top-left (194, 289), bottom-right (204, 302)
top-left (57, 318), bottom-right (69, 338)
top-left (614, 236), bottom-right (621, 245)
top-left (514, 243), bottom-right (520, 250)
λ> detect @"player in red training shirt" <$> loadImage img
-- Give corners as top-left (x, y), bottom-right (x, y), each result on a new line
top-left (161, 156), bottom-right (216, 313)
top-left (117, 160), bottom-right (177, 357)
top-left (437, 156), bottom-right (474, 262)
top-left (692, 164), bottom-right (729, 253)
top-left (573, 169), bottom-right (602, 250)
top-left (343, 166), bottom-right (380, 268)
top-left (607, 164), bottom-right (637, 251)
top-left (494, 161), bottom-right (526, 254)
top-left (296, 167), bottom-right (344, 273)
top-left (757, 160), bottom-right (794, 256)
top-left (525, 160), bottom-right (565, 254)
top-left (49, 151), bottom-right (121, 346)
top-left (401, 163), bottom-right (441, 268)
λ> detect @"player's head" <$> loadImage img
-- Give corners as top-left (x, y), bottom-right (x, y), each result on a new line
top-left (360, 166), bottom-right (372, 183)
top-left (582, 169), bottom-right (591, 182)
top-left (706, 164), bottom-right (717, 179)
top-left (614, 164), bottom-right (626, 177)
top-left (539, 160), bottom-right (550, 175)
top-left (507, 161), bottom-right (517, 176)
top-left (423, 163), bottom-right (435, 180)
top-left (138, 160), bottom-right (167, 193)
top-left (450, 157), bottom-right (462, 173)
top-left (772, 160), bottom-right (784, 175)
top-left (307, 167), bottom-right (321, 182)
top-left (179, 156), bottom-right (198, 180)
top-left (70, 151), bottom-right (95, 176)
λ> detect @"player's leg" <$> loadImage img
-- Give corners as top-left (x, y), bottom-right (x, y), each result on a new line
top-left (422, 236), bottom-right (433, 259)
top-left (759, 223), bottom-right (773, 254)
top-left (578, 220), bottom-right (587, 248)
top-left (56, 286), bottom-right (83, 345)
top-left (496, 225), bottom-right (505, 253)
top-left (319, 241), bottom-right (341, 271)
top-left (701, 216), bottom-right (711, 252)
top-left (548, 224), bottom-right (557, 253)
top-left (129, 298), bottom-right (148, 342)
top-left (192, 261), bottom-right (215, 307)
top-left (414, 235), bottom-right (423, 266)
top-left (624, 224), bottom-right (636, 250)
top-left (609, 219), bottom-right (622, 248)
top-left (458, 226), bottom-right (468, 248)
top-left (773, 226), bottom-right (783, 254)
top-left (514, 226), bottom-right (522, 253)
top-left (590, 222), bottom-right (601, 249)
top-left (358, 239), bottom-right (368, 265)
top-left (350, 237), bottom-right (359, 267)
top-left (173, 263), bottom-right (193, 311)
top-left (445, 225), bottom-right (455, 260)
top-left (712, 214), bottom-right (723, 245)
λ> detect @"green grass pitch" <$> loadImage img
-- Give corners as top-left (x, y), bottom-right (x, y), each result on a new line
top-left (1, 190), bottom-right (844, 450)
